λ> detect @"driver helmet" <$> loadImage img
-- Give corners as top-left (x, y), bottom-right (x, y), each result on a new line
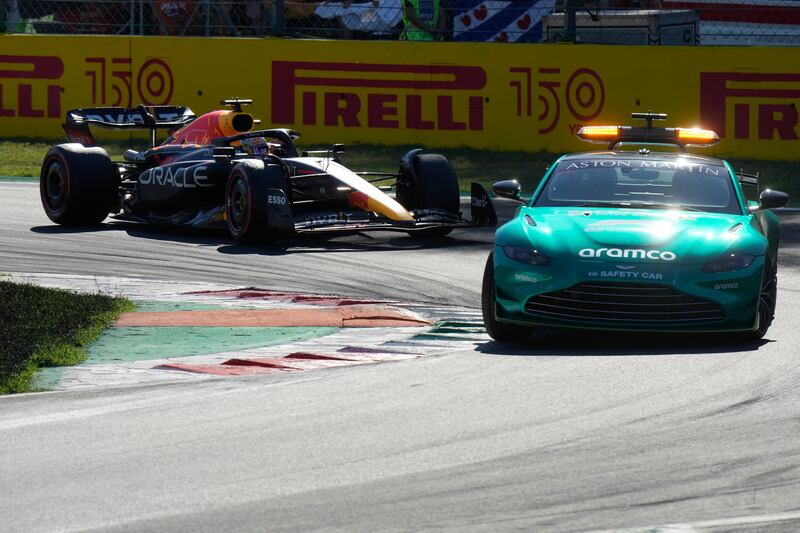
top-left (240, 136), bottom-right (270, 156)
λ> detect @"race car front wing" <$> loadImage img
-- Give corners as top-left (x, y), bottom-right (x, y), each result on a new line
top-left (293, 182), bottom-right (497, 234)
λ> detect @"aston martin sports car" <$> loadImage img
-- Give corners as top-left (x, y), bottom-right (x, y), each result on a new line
top-left (40, 99), bottom-right (496, 243)
top-left (482, 113), bottom-right (789, 342)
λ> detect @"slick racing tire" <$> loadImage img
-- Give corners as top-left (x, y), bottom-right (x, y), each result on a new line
top-left (226, 160), bottom-right (293, 245)
top-left (40, 144), bottom-right (118, 226)
top-left (742, 254), bottom-right (778, 341)
top-left (398, 152), bottom-right (460, 238)
top-left (481, 253), bottom-right (532, 342)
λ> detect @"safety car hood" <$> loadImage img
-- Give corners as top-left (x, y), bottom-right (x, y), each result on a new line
top-left (498, 207), bottom-right (765, 265)
top-left (290, 157), bottom-right (413, 222)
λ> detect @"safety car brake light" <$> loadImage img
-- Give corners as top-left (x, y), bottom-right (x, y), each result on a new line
top-left (676, 128), bottom-right (719, 145)
top-left (577, 126), bottom-right (621, 143)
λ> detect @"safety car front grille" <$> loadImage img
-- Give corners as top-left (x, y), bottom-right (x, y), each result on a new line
top-left (524, 282), bottom-right (724, 324)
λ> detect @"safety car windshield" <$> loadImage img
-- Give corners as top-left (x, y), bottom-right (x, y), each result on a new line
top-left (534, 158), bottom-right (741, 214)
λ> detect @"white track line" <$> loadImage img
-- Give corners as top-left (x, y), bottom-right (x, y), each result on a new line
top-left (592, 508), bottom-right (800, 532)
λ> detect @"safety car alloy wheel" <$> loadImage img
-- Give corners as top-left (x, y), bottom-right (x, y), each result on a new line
top-left (754, 255), bottom-right (778, 339)
top-left (481, 253), bottom-right (532, 342)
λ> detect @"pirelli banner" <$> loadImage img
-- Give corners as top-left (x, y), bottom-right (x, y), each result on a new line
top-left (1, 34), bottom-right (799, 160)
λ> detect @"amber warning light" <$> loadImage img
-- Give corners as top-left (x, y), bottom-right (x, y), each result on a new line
top-left (676, 128), bottom-right (719, 144)
top-left (576, 113), bottom-right (719, 152)
top-left (577, 126), bottom-right (621, 142)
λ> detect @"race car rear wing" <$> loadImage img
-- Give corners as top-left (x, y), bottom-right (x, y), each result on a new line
top-left (736, 170), bottom-right (759, 190)
top-left (63, 105), bottom-right (196, 146)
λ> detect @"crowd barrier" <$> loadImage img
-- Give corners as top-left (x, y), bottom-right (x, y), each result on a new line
top-left (0, 34), bottom-right (798, 160)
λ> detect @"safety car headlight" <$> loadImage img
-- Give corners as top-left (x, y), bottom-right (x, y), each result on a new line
top-left (702, 253), bottom-right (755, 273)
top-left (504, 245), bottom-right (551, 266)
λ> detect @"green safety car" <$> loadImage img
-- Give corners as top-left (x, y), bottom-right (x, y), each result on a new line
top-left (481, 113), bottom-right (789, 342)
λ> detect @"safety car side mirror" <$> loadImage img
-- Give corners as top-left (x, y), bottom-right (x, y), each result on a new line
top-left (493, 180), bottom-right (527, 204)
top-left (750, 189), bottom-right (789, 212)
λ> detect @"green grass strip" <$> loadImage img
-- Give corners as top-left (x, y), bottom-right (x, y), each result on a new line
top-left (0, 280), bottom-right (134, 394)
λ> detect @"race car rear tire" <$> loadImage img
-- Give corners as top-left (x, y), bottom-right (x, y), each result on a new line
top-left (481, 253), bottom-right (532, 342)
top-left (225, 160), bottom-right (294, 244)
top-left (39, 143), bottom-right (118, 226)
top-left (397, 151), bottom-right (460, 237)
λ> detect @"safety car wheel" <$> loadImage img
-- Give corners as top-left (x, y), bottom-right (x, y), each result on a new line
top-left (226, 160), bottom-right (293, 244)
top-left (398, 152), bottom-right (460, 238)
top-left (742, 254), bottom-right (778, 341)
top-left (39, 144), bottom-right (118, 225)
top-left (481, 253), bottom-right (532, 342)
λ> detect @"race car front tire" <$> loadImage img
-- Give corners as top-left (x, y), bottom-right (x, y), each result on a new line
top-left (39, 143), bottom-right (118, 226)
top-left (398, 151), bottom-right (460, 237)
top-left (225, 160), bottom-right (294, 244)
top-left (481, 253), bottom-right (532, 342)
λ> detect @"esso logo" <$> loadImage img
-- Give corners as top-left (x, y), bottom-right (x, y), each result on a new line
top-left (268, 194), bottom-right (287, 205)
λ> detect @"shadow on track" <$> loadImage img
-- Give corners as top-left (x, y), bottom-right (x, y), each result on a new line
top-left (30, 225), bottom-right (119, 235)
top-left (218, 232), bottom-right (492, 255)
top-left (32, 221), bottom-right (493, 254)
top-left (476, 329), bottom-right (770, 357)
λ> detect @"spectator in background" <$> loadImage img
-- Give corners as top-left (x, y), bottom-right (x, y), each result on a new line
top-left (400, 0), bottom-right (445, 40)
top-left (153, 0), bottom-right (202, 34)
top-left (281, 0), bottom-right (342, 37)
top-left (315, 0), bottom-right (403, 39)
top-left (238, 0), bottom-right (268, 34)
top-left (30, 1), bottom-right (128, 34)
top-left (3, 1), bottom-right (21, 32)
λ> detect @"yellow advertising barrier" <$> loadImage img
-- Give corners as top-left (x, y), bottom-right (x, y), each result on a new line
top-left (1, 34), bottom-right (799, 160)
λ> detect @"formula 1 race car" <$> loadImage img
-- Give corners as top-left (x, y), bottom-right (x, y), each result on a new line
top-left (40, 99), bottom-right (496, 243)
top-left (482, 112), bottom-right (789, 342)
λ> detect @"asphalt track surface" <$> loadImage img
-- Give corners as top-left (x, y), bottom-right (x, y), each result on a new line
top-left (3, 180), bottom-right (800, 532)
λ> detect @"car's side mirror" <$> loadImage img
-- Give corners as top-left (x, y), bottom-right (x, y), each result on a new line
top-left (493, 179), bottom-right (528, 204)
top-left (749, 189), bottom-right (789, 212)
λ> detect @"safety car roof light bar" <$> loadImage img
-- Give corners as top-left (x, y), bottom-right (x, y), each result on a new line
top-left (577, 112), bottom-right (719, 153)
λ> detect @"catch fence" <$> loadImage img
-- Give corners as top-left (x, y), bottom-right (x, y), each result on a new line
top-left (2, 0), bottom-right (799, 44)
